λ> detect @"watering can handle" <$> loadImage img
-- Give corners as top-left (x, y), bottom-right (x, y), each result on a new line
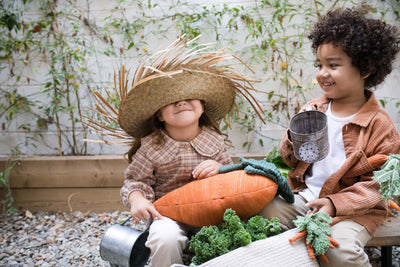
top-left (121, 216), bottom-right (132, 225)
top-left (121, 215), bottom-right (154, 230)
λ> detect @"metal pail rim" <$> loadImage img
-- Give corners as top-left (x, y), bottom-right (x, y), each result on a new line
top-left (99, 217), bottom-right (151, 267)
top-left (289, 110), bottom-right (327, 136)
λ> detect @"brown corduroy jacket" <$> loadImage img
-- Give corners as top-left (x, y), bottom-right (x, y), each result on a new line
top-left (279, 91), bottom-right (400, 235)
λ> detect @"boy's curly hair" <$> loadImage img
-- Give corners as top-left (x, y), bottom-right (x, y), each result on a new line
top-left (308, 8), bottom-right (399, 89)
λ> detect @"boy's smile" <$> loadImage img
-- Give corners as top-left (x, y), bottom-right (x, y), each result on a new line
top-left (315, 43), bottom-right (367, 116)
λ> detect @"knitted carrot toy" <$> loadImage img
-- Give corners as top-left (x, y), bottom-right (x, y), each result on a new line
top-left (372, 154), bottom-right (400, 215)
top-left (288, 212), bottom-right (339, 264)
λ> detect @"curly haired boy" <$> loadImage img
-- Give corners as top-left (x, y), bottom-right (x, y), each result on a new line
top-left (259, 8), bottom-right (400, 266)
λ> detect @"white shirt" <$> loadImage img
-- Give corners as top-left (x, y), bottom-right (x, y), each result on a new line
top-left (299, 102), bottom-right (356, 202)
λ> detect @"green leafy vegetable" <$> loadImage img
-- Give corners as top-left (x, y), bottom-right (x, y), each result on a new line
top-left (245, 215), bottom-right (281, 241)
top-left (189, 209), bottom-right (281, 265)
top-left (265, 150), bottom-right (292, 178)
top-left (219, 208), bottom-right (252, 249)
top-left (373, 154), bottom-right (400, 201)
top-left (293, 212), bottom-right (332, 256)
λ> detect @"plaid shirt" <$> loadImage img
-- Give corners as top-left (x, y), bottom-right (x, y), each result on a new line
top-left (120, 127), bottom-right (233, 208)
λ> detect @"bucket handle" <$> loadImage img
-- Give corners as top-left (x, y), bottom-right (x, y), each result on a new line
top-left (121, 216), bottom-right (133, 226)
top-left (120, 215), bottom-right (153, 230)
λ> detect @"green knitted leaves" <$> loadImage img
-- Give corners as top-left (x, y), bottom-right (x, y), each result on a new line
top-left (293, 212), bottom-right (332, 256)
top-left (373, 154), bottom-right (400, 201)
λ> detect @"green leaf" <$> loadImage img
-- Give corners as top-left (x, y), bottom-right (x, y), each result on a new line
top-left (293, 212), bottom-right (332, 255)
top-left (373, 154), bottom-right (400, 200)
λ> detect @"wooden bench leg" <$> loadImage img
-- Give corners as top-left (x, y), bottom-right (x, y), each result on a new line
top-left (381, 246), bottom-right (392, 267)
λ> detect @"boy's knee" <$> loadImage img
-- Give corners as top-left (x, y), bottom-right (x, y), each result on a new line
top-left (320, 222), bottom-right (372, 267)
top-left (321, 241), bottom-right (370, 267)
top-left (258, 197), bottom-right (283, 218)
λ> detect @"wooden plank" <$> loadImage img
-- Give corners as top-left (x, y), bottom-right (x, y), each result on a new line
top-left (232, 155), bottom-right (265, 163)
top-left (0, 155), bottom-right (266, 213)
top-left (0, 155), bottom-right (265, 189)
top-left (0, 187), bottom-right (125, 213)
top-left (366, 215), bottom-right (400, 247)
top-left (0, 155), bottom-right (128, 188)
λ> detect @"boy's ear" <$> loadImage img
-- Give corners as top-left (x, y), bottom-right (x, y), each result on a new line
top-left (362, 73), bottom-right (371, 79)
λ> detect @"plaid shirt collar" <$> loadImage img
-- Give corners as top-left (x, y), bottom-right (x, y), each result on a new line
top-left (159, 127), bottom-right (223, 157)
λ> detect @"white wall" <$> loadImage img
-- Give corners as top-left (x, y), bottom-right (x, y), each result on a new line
top-left (0, 0), bottom-right (399, 157)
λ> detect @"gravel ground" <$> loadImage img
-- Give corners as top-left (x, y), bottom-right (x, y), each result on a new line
top-left (1, 210), bottom-right (399, 267)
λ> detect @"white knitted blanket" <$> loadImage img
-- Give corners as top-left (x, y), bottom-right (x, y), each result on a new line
top-left (172, 228), bottom-right (320, 267)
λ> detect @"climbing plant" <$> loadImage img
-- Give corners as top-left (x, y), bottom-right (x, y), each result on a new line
top-left (0, 0), bottom-right (398, 155)
top-left (0, 147), bottom-right (21, 214)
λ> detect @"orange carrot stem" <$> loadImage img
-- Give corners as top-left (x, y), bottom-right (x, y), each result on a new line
top-left (306, 242), bottom-right (315, 260)
top-left (368, 154), bottom-right (388, 169)
top-left (327, 235), bottom-right (340, 247)
top-left (388, 200), bottom-right (400, 211)
top-left (289, 230), bottom-right (307, 243)
top-left (319, 254), bottom-right (329, 264)
top-left (388, 209), bottom-right (395, 216)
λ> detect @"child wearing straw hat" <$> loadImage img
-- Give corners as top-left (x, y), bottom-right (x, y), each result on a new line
top-left (86, 36), bottom-right (264, 267)
top-left (122, 99), bottom-right (231, 267)
top-left (258, 8), bottom-right (400, 266)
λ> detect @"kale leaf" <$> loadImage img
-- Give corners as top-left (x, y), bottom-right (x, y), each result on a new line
top-left (189, 209), bottom-right (281, 265)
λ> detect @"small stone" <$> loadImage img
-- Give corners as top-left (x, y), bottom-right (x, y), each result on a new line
top-left (25, 210), bottom-right (33, 219)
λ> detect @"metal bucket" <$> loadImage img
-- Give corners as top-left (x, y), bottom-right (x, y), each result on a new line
top-left (289, 109), bottom-right (329, 163)
top-left (100, 217), bottom-right (151, 267)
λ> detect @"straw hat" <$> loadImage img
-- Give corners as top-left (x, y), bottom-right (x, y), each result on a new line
top-left (84, 36), bottom-right (265, 143)
top-left (119, 69), bottom-right (237, 137)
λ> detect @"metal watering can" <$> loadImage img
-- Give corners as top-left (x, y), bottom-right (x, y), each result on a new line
top-left (100, 216), bottom-right (151, 267)
top-left (289, 108), bottom-right (329, 163)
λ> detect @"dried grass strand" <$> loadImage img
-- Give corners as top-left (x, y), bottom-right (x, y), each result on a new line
top-left (84, 35), bottom-right (266, 144)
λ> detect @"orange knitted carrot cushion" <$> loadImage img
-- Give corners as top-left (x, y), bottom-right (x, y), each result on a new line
top-left (153, 170), bottom-right (278, 227)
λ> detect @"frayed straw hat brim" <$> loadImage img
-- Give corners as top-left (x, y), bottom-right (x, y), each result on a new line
top-left (84, 36), bottom-right (266, 144)
top-left (119, 69), bottom-right (236, 137)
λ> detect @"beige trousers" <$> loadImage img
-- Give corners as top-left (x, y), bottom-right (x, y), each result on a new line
top-left (145, 217), bottom-right (191, 267)
top-left (258, 194), bottom-right (373, 267)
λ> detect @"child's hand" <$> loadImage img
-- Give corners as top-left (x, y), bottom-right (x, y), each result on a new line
top-left (128, 191), bottom-right (163, 222)
top-left (192, 160), bottom-right (222, 179)
top-left (306, 197), bottom-right (336, 217)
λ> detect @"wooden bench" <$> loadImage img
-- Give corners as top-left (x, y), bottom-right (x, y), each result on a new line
top-left (365, 215), bottom-right (400, 267)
